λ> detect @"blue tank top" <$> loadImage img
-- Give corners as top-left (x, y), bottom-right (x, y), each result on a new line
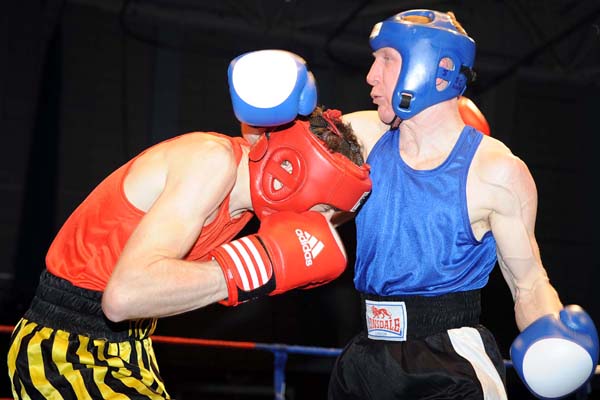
top-left (354, 126), bottom-right (497, 296)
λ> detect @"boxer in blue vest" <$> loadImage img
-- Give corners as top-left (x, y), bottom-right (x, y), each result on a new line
top-left (330, 9), bottom-right (599, 400)
top-left (229, 40), bottom-right (598, 399)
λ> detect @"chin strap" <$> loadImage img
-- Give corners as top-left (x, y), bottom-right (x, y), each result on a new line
top-left (386, 115), bottom-right (401, 129)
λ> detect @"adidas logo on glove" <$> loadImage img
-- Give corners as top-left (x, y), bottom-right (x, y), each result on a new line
top-left (295, 229), bottom-right (324, 266)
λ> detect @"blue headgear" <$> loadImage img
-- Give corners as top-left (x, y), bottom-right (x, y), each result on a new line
top-left (369, 9), bottom-right (476, 119)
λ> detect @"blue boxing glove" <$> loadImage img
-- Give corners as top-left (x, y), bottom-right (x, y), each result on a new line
top-left (510, 305), bottom-right (599, 399)
top-left (228, 49), bottom-right (317, 127)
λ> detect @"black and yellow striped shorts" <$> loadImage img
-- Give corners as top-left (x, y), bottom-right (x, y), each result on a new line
top-left (7, 270), bottom-right (171, 399)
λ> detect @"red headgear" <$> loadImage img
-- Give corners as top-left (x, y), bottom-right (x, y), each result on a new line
top-left (248, 120), bottom-right (371, 220)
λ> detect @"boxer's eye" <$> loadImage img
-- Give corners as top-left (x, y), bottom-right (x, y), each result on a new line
top-left (273, 160), bottom-right (293, 190)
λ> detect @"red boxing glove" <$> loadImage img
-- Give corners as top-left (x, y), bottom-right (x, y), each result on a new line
top-left (458, 96), bottom-right (491, 136)
top-left (210, 211), bottom-right (347, 306)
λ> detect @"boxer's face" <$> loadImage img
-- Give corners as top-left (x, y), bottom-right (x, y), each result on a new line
top-left (366, 47), bottom-right (402, 125)
top-left (310, 204), bottom-right (335, 221)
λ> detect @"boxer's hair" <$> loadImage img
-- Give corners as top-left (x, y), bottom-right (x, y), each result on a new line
top-left (303, 106), bottom-right (365, 167)
top-left (447, 11), bottom-right (468, 35)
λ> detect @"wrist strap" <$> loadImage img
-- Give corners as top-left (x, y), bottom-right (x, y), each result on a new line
top-left (213, 235), bottom-right (275, 305)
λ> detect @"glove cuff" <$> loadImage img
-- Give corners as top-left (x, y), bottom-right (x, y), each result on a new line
top-left (211, 235), bottom-right (274, 306)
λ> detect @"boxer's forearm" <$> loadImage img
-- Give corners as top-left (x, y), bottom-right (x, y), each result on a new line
top-left (514, 277), bottom-right (563, 331)
top-left (102, 259), bottom-right (228, 322)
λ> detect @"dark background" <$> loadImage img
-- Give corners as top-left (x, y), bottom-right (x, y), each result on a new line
top-left (1, 1), bottom-right (599, 399)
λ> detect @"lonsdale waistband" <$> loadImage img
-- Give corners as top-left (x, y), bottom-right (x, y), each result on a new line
top-left (361, 290), bottom-right (481, 341)
top-left (24, 269), bottom-right (156, 341)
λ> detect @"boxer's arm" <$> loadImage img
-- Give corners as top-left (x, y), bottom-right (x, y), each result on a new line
top-left (341, 110), bottom-right (388, 161)
top-left (486, 149), bottom-right (563, 330)
top-left (486, 148), bottom-right (598, 398)
top-left (102, 136), bottom-right (237, 322)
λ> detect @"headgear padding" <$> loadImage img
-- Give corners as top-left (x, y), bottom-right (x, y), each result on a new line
top-left (370, 9), bottom-right (476, 119)
top-left (249, 120), bottom-right (371, 220)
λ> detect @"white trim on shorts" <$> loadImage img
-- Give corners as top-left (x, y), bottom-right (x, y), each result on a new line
top-left (448, 327), bottom-right (508, 400)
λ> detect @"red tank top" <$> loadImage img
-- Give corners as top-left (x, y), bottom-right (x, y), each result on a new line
top-left (46, 133), bottom-right (253, 291)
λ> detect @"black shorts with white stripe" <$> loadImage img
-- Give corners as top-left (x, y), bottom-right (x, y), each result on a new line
top-left (328, 291), bottom-right (508, 399)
